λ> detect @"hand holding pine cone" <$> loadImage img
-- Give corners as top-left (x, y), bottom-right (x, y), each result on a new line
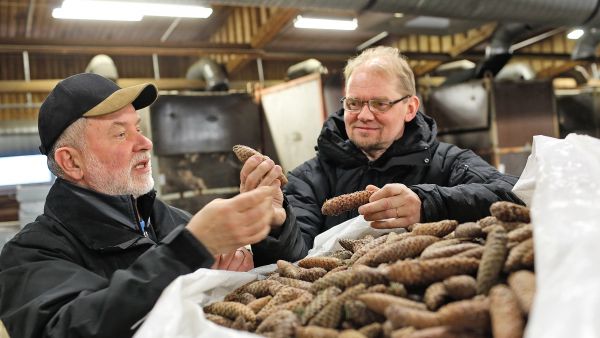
top-left (232, 144), bottom-right (288, 186)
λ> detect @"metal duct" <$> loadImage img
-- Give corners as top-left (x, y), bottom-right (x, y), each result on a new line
top-left (286, 58), bottom-right (328, 80)
top-left (496, 63), bottom-right (536, 81)
top-left (85, 54), bottom-right (118, 82)
top-left (572, 28), bottom-right (600, 60)
top-left (486, 23), bottom-right (533, 57)
top-left (186, 58), bottom-right (229, 91)
top-left (210, 0), bottom-right (600, 28)
top-left (443, 23), bottom-right (532, 85)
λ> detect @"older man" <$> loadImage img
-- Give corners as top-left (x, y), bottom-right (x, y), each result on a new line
top-left (241, 46), bottom-right (523, 266)
top-left (0, 73), bottom-right (276, 337)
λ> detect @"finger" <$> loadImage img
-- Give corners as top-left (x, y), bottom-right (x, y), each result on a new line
top-left (240, 154), bottom-right (264, 184)
top-left (362, 208), bottom-right (397, 221)
top-left (245, 158), bottom-right (276, 189)
top-left (220, 251), bottom-right (236, 269)
top-left (370, 217), bottom-right (413, 229)
top-left (210, 255), bottom-right (222, 269)
top-left (370, 183), bottom-right (408, 201)
top-left (227, 250), bottom-right (246, 271)
top-left (234, 196), bottom-right (273, 226)
top-left (240, 205), bottom-right (273, 235)
top-left (365, 184), bottom-right (380, 195)
top-left (239, 249), bottom-right (254, 271)
top-left (359, 195), bottom-right (396, 216)
top-left (257, 165), bottom-right (283, 188)
top-left (246, 223), bottom-right (271, 244)
top-left (231, 186), bottom-right (274, 212)
top-left (362, 197), bottom-right (416, 221)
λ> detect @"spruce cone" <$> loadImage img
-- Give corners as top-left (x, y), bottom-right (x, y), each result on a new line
top-left (490, 201), bottom-right (530, 223)
top-left (322, 190), bottom-right (374, 216)
top-left (232, 144), bottom-right (288, 186)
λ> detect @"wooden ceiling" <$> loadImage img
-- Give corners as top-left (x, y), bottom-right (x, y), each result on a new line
top-left (0, 0), bottom-right (591, 108)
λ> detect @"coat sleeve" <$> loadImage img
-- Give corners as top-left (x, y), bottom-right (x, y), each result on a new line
top-left (252, 159), bottom-right (329, 266)
top-left (0, 225), bottom-right (214, 338)
top-left (410, 145), bottom-right (524, 223)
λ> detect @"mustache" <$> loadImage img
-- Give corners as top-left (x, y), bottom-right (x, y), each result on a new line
top-left (131, 152), bottom-right (152, 166)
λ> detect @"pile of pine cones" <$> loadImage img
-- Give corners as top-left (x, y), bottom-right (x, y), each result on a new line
top-left (203, 201), bottom-right (535, 338)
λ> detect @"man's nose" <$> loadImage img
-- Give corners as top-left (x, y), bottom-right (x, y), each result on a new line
top-left (135, 133), bottom-right (153, 152)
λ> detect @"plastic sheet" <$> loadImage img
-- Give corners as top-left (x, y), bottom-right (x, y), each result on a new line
top-left (514, 134), bottom-right (600, 338)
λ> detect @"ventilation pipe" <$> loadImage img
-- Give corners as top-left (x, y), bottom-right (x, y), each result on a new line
top-left (210, 0), bottom-right (600, 28)
top-left (495, 63), bottom-right (536, 81)
top-left (186, 58), bottom-right (229, 91)
top-left (286, 58), bottom-right (328, 80)
top-left (443, 23), bottom-right (533, 85)
top-left (572, 27), bottom-right (600, 60)
top-left (85, 54), bottom-right (118, 82)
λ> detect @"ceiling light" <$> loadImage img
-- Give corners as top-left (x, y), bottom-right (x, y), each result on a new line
top-left (394, 13), bottom-right (404, 18)
top-left (52, 0), bottom-right (212, 21)
top-left (567, 28), bottom-right (584, 40)
top-left (357, 31), bottom-right (389, 51)
top-left (293, 15), bottom-right (357, 31)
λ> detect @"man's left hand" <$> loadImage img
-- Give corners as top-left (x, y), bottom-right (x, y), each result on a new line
top-left (358, 184), bottom-right (421, 229)
top-left (211, 247), bottom-right (254, 272)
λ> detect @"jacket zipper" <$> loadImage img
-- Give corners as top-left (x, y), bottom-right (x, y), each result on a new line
top-left (131, 196), bottom-right (149, 238)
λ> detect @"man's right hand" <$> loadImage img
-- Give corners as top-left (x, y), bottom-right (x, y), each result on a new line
top-left (239, 154), bottom-right (286, 227)
top-left (185, 186), bottom-right (275, 255)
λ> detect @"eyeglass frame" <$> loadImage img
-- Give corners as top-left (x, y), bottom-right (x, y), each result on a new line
top-left (340, 95), bottom-right (412, 114)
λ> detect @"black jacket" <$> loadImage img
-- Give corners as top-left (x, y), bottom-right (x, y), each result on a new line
top-left (0, 178), bottom-right (214, 338)
top-left (253, 110), bottom-right (522, 266)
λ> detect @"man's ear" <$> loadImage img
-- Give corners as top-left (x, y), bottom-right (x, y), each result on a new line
top-left (404, 95), bottom-right (420, 122)
top-left (54, 147), bottom-right (84, 181)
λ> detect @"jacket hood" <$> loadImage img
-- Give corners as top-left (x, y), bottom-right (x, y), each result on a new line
top-left (317, 108), bottom-right (438, 168)
top-left (43, 178), bottom-right (157, 251)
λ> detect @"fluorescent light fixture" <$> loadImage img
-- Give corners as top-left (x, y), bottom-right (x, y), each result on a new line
top-left (53, 0), bottom-right (212, 21)
top-left (357, 31), bottom-right (389, 51)
top-left (0, 155), bottom-right (52, 186)
top-left (294, 15), bottom-right (357, 31)
top-left (567, 28), bottom-right (584, 40)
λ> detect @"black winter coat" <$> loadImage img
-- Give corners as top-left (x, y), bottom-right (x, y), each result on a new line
top-left (252, 110), bottom-right (522, 266)
top-left (0, 178), bottom-right (214, 338)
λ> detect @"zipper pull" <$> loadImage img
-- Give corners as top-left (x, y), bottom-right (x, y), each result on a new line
top-left (139, 219), bottom-right (148, 237)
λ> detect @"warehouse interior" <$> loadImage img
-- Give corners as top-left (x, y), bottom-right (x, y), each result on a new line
top-left (0, 1), bottom-right (599, 336)
top-left (0, 0), bottom-right (600, 243)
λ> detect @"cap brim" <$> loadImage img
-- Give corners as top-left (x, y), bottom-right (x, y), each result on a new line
top-left (83, 83), bottom-right (158, 117)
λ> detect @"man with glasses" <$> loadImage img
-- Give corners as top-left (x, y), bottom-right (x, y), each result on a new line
top-left (240, 46), bottom-right (523, 266)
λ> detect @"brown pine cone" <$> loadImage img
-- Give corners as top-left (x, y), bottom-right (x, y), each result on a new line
top-left (232, 144), bottom-right (288, 186)
top-left (322, 190), bottom-right (374, 216)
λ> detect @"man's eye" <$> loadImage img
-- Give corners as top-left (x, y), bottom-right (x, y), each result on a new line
top-left (371, 101), bottom-right (389, 110)
top-left (346, 99), bottom-right (361, 109)
top-left (117, 132), bottom-right (126, 138)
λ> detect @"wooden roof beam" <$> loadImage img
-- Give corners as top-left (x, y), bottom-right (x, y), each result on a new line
top-left (226, 8), bottom-right (299, 74)
top-left (536, 60), bottom-right (585, 80)
top-left (448, 23), bottom-right (497, 58)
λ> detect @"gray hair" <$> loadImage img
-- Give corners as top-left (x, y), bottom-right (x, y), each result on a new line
top-left (344, 46), bottom-right (416, 96)
top-left (47, 118), bottom-right (87, 178)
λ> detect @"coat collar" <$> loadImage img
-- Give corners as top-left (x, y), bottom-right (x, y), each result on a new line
top-left (44, 178), bottom-right (156, 251)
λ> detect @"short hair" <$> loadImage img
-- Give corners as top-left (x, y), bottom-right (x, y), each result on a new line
top-left (47, 118), bottom-right (87, 178)
top-left (344, 46), bottom-right (416, 96)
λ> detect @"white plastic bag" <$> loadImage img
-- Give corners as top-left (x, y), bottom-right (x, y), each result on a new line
top-left (134, 269), bottom-right (263, 338)
top-left (518, 134), bottom-right (600, 338)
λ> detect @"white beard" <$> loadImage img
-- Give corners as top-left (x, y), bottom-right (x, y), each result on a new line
top-left (83, 151), bottom-right (154, 198)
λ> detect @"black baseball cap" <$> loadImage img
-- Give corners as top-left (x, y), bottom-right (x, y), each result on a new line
top-left (38, 73), bottom-right (158, 155)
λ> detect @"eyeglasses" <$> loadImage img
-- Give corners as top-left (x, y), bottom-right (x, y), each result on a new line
top-left (341, 95), bottom-right (411, 114)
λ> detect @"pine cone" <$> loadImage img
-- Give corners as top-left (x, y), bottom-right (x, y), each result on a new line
top-left (322, 190), bottom-right (374, 216)
top-left (232, 144), bottom-right (288, 186)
